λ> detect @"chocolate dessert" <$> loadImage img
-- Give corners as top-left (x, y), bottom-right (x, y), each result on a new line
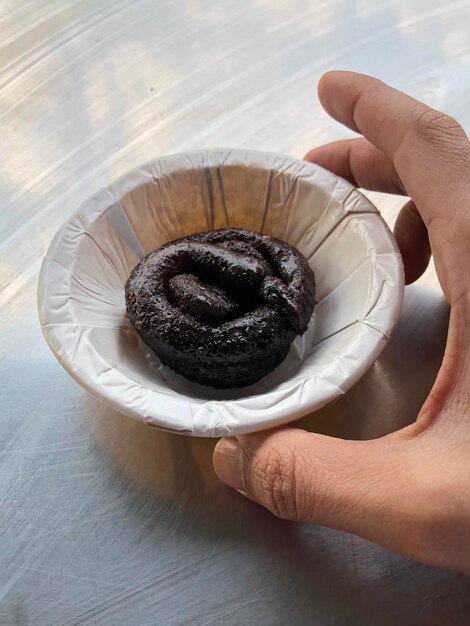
top-left (125, 228), bottom-right (316, 388)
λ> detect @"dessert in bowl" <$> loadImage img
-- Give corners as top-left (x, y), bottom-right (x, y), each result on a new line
top-left (38, 149), bottom-right (403, 436)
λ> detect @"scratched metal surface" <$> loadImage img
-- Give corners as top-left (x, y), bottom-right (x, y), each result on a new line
top-left (1, 1), bottom-right (470, 624)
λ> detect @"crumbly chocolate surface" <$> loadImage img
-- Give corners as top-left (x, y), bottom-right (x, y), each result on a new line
top-left (125, 228), bottom-right (316, 388)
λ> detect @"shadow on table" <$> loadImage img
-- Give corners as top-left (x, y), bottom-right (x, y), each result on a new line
top-left (87, 284), bottom-right (469, 625)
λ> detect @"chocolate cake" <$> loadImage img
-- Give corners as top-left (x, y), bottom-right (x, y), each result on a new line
top-left (125, 228), bottom-right (316, 388)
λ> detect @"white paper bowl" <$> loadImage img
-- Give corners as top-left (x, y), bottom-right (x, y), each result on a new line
top-left (38, 149), bottom-right (404, 437)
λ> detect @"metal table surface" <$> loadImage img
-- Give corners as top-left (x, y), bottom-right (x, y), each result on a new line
top-left (1, 1), bottom-right (470, 624)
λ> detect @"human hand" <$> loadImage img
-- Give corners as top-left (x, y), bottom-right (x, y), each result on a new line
top-left (212, 71), bottom-right (470, 574)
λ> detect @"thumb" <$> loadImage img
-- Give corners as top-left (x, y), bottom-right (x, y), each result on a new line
top-left (213, 428), bottom-right (413, 550)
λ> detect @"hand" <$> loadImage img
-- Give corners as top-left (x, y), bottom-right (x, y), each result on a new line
top-left (212, 71), bottom-right (470, 574)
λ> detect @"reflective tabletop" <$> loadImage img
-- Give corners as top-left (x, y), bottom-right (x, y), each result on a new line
top-left (1, 1), bottom-right (470, 624)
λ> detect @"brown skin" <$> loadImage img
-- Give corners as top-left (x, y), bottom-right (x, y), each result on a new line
top-left (212, 71), bottom-right (470, 574)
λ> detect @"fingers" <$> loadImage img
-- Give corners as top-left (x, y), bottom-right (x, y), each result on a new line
top-left (303, 139), bottom-right (429, 284)
top-left (213, 426), bottom-right (470, 572)
top-left (317, 71), bottom-right (470, 223)
top-left (213, 428), bottom-right (408, 548)
top-left (304, 137), bottom-right (405, 194)
top-left (394, 200), bottom-right (431, 284)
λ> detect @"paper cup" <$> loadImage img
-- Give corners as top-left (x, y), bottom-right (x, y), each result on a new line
top-left (37, 149), bottom-right (404, 437)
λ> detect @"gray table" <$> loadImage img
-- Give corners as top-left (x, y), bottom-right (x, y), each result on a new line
top-left (1, 1), bottom-right (470, 624)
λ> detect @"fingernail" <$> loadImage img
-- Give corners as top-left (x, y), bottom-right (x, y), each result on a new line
top-left (213, 437), bottom-right (245, 491)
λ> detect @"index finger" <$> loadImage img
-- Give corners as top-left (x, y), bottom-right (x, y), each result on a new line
top-left (318, 72), bottom-right (470, 222)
